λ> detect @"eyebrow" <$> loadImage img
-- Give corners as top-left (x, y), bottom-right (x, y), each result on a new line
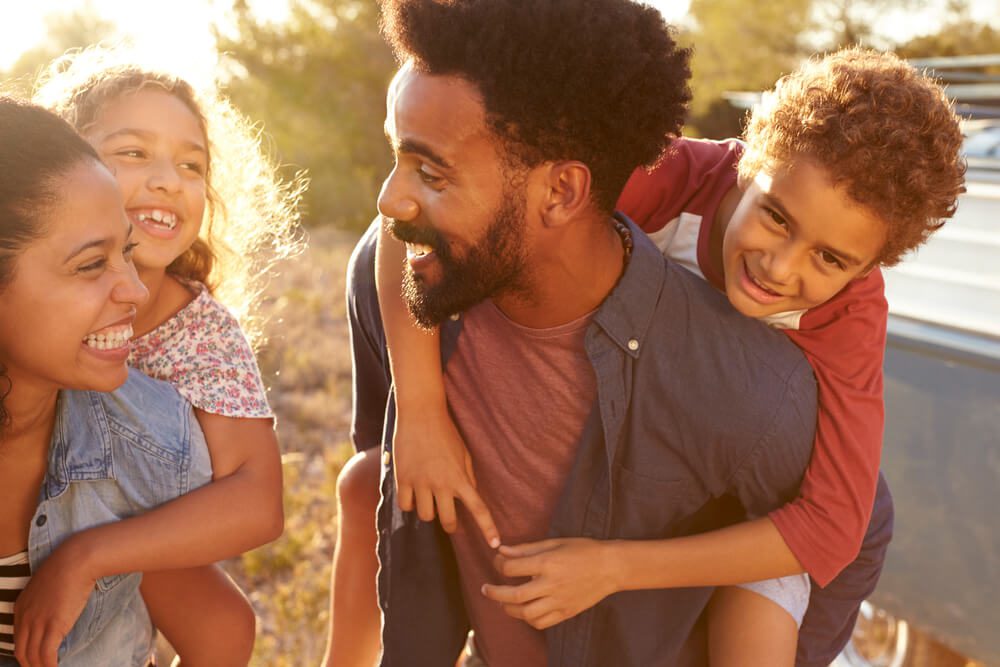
top-left (763, 193), bottom-right (865, 266)
top-left (64, 224), bottom-right (135, 263)
top-left (384, 124), bottom-right (454, 171)
top-left (101, 127), bottom-right (206, 154)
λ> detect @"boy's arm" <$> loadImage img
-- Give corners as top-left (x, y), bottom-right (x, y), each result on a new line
top-left (483, 517), bottom-right (803, 629)
top-left (770, 270), bottom-right (887, 586)
top-left (375, 222), bottom-right (499, 546)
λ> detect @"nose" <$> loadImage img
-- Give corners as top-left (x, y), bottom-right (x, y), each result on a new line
top-left (147, 156), bottom-right (183, 195)
top-left (761, 242), bottom-right (800, 286)
top-left (377, 166), bottom-right (419, 223)
top-left (114, 260), bottom-right (150, 309)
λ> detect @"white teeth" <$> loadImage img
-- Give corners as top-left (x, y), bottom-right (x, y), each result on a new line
top-left (406, 242), bottom-right (434, 257)
top-left (136, 210), bottom-right (177, 230)
top-left (83, 324), bottom-right (134, 351)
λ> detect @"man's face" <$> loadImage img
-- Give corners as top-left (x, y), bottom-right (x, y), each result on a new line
top-left (378, 64), bottom-right (531, 328)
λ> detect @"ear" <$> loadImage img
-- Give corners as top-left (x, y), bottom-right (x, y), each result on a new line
top-left (537, 161), bottom-right (593, 228)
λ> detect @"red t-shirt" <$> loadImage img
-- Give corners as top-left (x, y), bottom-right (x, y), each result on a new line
top-left (617, 137), bottom-right (886, 587)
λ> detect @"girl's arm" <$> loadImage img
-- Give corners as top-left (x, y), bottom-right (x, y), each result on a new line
top-left (13, 416), bottom-right (283, 666)
top-left (375, 223), bottom-right (499, 546)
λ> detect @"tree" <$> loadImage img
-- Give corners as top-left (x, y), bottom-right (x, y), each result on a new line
top-left (1, 5), bottom-right (116, 97)
top-left (217, 0), bottom-right (396, 229)
top-left (685, 0), bottom-right (814, 137)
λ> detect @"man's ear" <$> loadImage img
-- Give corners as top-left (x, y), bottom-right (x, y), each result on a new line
top-left (537, 161), bottom-right (592, 228)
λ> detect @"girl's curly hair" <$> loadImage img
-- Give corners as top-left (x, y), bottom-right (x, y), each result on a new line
top-left (739, 47), bottom-right (966, 267)
top-left (33, 46), bottom-right (306, 347)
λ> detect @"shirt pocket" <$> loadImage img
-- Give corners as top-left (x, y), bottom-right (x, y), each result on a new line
top-left (611, 463), bottom-right (702, 538)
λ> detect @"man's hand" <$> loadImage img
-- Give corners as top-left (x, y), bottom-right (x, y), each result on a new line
top-left (393, 406), bottom-right (500, 547)
top-left (481, 538), bottom-right (621, 629)
top-left (14, 537), bottom-right (98, 667)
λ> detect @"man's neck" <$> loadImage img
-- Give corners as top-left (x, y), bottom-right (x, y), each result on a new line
top-left (494, 214), bottom-right (626, 328)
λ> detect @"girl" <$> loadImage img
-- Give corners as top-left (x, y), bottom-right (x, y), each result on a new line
top-left (327, 48), bottom-right (965, 666)
top-left (27, 46), bottom-right (303, 666)
top-left (0, 97), bottom-right (207, 667)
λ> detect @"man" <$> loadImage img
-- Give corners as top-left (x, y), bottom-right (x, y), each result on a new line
top-left (345, 1), bottom-right (892, 665)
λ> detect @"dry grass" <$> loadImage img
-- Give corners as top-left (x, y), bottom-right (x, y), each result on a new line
top-left (208, 226), bottom-right (361, 666)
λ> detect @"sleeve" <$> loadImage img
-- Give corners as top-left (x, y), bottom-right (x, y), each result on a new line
top-left (727, 355), bottom-right (819, 521)
top-left (769, 269), bottom-right (888, 587)
top-left (616, 138), bottom-right (741, 233)
top-left (346, 218), bottom-right (393, 452)
top-left (174, 299), bottom-right (274, 419)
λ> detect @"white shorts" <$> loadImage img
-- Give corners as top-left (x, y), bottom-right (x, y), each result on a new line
top-left (736, 573), bottom-right (812, 627)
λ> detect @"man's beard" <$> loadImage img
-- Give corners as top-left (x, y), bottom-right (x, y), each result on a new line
top-left (385, 186), bottom-right (529, 328)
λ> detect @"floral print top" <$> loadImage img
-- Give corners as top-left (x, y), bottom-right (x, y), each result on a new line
top-left (129, 283), bottom-right (273, 419)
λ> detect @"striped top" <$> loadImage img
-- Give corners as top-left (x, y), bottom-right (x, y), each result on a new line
top-left (0, 551), bottom-right (30, 658)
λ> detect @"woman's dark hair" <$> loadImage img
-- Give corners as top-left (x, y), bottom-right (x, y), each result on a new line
top-left (381, 0), bottom-right (692, 212)
top-left (0, 96), bottom-right (102, 427)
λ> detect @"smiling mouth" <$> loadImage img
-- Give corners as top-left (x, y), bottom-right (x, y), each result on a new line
top-left (405, 242), bottom-right (435, 259)
top-left (82, 324), bottom-right (134, 351)
top-left (133, 209), bottom-right (178, 230)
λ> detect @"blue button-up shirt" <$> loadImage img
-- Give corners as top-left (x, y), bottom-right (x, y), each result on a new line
top-left (1, 369), bottom-right (211, 667)
top-left (348, 215), bottom-right (883, 666)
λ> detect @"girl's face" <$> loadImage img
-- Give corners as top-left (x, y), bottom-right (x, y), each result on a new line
top-left (0, 160), bottom-right (148, 394)
top-left (84, 88), bottom-right (208, 275)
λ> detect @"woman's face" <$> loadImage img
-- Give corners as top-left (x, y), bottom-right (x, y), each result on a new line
top-left (0, 160), bottom-right (148, 394)
top-left (84, 89), bottom-right (208, 274)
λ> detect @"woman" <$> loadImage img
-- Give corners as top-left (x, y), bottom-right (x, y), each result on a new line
top-left (0, 97), bottom-right (212, 667)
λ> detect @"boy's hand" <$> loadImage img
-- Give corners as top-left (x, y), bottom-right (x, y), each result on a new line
top-left (394, 407), bottom-right (501, 548)
top-left (482, 538), bottom-right (621, 629)
top-left (14, 536), bottom-right (98, 667)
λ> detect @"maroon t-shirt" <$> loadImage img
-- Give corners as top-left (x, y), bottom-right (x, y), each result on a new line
top-left (445, 300), bottom-right (596, 667)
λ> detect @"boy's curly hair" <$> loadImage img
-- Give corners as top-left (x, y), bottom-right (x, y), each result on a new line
top-left (380, 0), bottom-right (692, 212)
top-left (740, 47), bottom-right (966, 267)
top-left (33, 46), bottom-right (305, 347)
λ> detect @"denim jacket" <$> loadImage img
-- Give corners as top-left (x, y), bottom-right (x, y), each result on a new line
top-left (0, 369), bottom-right (211, 667)
top-left (348, 216), bottom-right (827, 666)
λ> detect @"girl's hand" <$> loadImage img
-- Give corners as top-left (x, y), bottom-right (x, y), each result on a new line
top-left (482, 538), bottom-right (621, 629)
top-left (393, 406), bottom-right (500, 548)
top-left (14, 537), bottom-right (97, 667)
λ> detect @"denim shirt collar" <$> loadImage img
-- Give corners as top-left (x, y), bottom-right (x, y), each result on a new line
top-left (45, 389), bottom-right (115, 498)
top-left (440, 212), bottom-right (664, 360)
top-left (591, 212), bottom-right (665, 359)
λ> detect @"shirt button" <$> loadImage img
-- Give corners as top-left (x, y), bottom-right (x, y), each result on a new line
top-left (450, 313), bottom-right (461, 321)
top-left (627, 338), bottom-right (640, 351)
top-left (36, 514), bottom-right (47, 527)
top-left (382, 450), bottom-right (391, 466)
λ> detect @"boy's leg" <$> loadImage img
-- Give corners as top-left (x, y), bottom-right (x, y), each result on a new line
top-left (322, 448), bottom-right (383, 667)
top-left (707, 584), bottom-right (802, 667)
top-left (141, 565), bottom-right (255, 667)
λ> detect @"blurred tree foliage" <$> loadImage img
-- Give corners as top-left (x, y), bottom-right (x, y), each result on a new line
top-left (217, 0), bottom-right (396, 229)
top-left (0, 7), bottom-right (115, 97)
top-left (896, 0), bottom-right (1000, 58)
top-left (683, 0), bottom-right (925, 138)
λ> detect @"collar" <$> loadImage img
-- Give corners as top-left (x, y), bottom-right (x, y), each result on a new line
top-left (591, 212), bottom-right (666, 358)
top-left (45, 389), bottom-right (115, 498)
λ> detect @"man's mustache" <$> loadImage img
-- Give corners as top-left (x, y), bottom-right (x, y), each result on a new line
top-left (383, 216), bottom-right (443, 250)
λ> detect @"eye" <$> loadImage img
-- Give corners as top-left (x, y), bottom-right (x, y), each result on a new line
top-left (819, 250), bottom-right (845, 270)
top-left (114, 148), bottom-right (146, 159)
top-left (123, 241), bottom-right (139, 260)
top-left (417, 165), bottom-right (445, 187)
top-left (77, 257), bottom-right (107, 273)
top-left (764, 207), bottom-right (788, 229)
top-left (180, 160), bottom-right (207, 176)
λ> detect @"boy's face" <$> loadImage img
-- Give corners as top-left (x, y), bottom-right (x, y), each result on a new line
top-left (722, 159), bottom-right (885, 319)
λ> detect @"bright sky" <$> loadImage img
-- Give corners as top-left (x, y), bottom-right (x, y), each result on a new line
top-left (1, 0), bottom-right (999, 73)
